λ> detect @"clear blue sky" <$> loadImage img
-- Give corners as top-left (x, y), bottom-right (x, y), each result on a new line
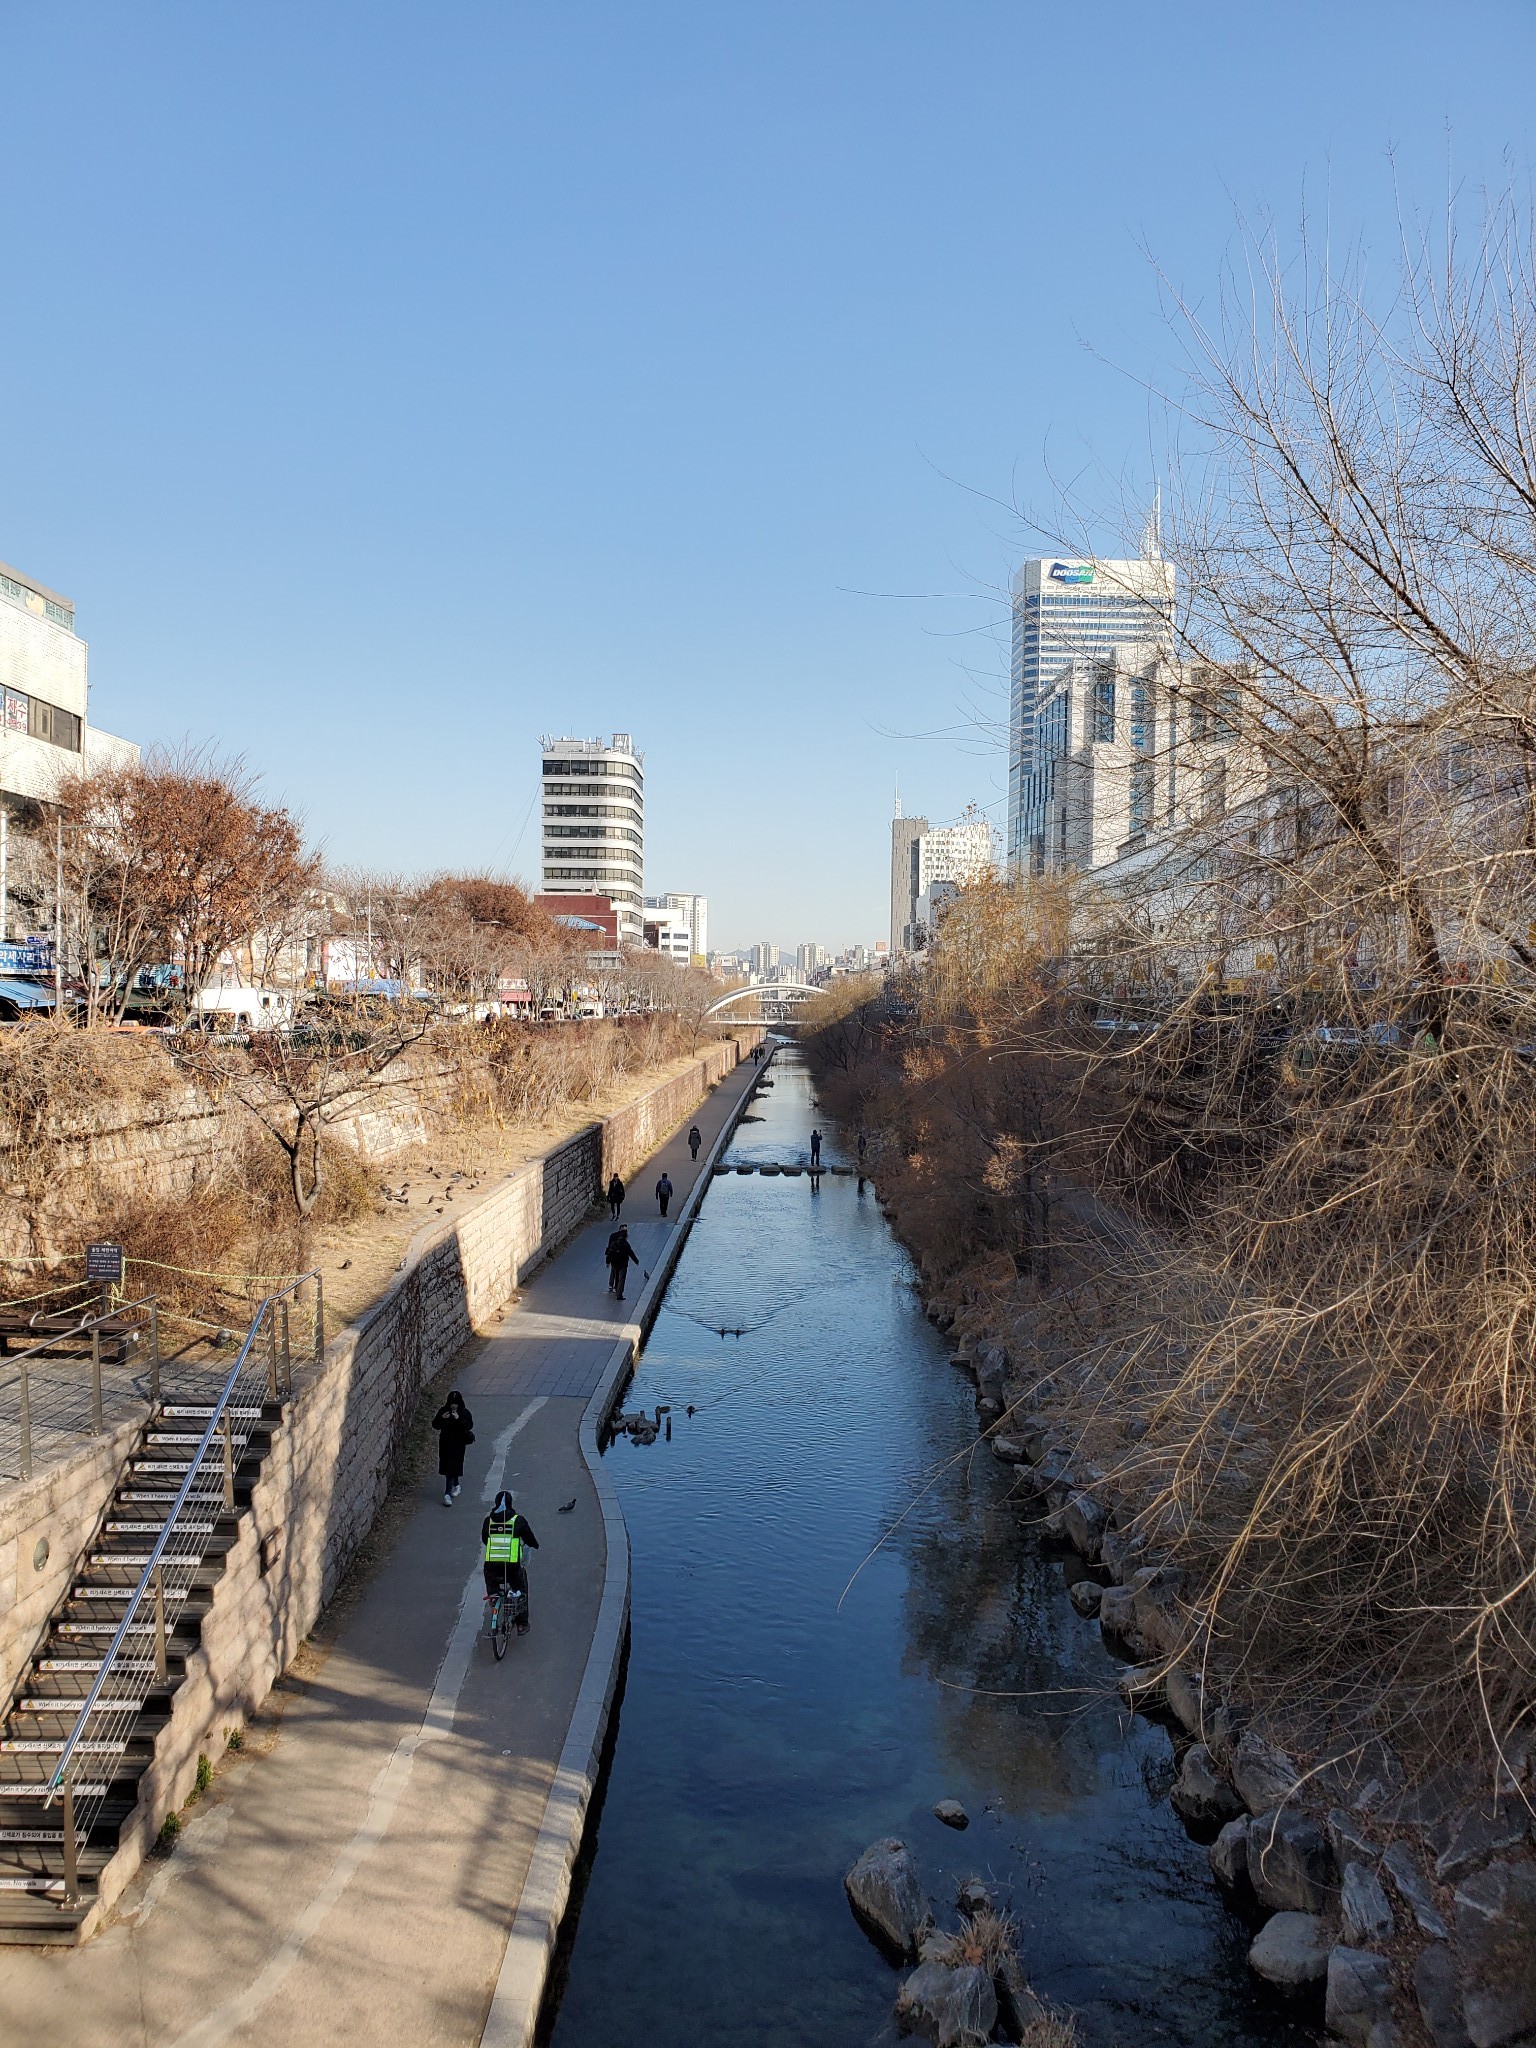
top-left (2, 3), bottom-right (1532, 951)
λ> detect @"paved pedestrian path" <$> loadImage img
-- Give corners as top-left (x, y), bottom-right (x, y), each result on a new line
top-left (0, 1051), bottom-right (765, 2048)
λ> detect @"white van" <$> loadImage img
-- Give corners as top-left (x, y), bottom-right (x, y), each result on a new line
top-left (189, 984), bottom-right (299, 1033)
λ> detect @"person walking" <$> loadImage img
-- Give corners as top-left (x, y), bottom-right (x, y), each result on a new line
top-left (809, 1128), bottom-right (822, 1168)
top-left (655, 1170), bottom-right (673, 1217)
top-left (857, 1130), bottom-right (868, 1166)
top-left (605, 1224), bottom-right (640, 1300)
top-left (432, 1390), bottom-right (475, 1505)
top-left (607, 1173), bottom-right (625, 1220)
top-left (688, 1125), bottom-right (702, 1162)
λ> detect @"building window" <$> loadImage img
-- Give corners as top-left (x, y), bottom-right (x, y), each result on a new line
top-left (1092, 675), bottom-right (1116, 743)
top-left (18, 694), bottom-right (81, 750)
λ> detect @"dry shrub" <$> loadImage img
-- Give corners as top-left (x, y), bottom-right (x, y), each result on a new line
top-left (468, 1014), bottom-right (696, 1127)
top-left (0, 1029), bottom-right (179, 1195)
top-left (930, 1909), bottom-right (1018, 1974)
top-left (1019, 2018), bottom-right (1077, 2048)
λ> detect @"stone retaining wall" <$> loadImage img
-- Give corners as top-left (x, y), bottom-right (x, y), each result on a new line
top-left (68, 1028), bottom-right (758, 1933)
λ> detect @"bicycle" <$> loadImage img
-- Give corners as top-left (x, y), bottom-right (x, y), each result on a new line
top-left (484, 1580), bottom-right (527, 1660)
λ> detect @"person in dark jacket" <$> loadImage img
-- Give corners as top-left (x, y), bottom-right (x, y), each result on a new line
top-left (481, 1489), bottom-right (539, 1635)
top-left (432, 1391), bottom-right (475, 1505)
top-left (809, 1128), bottom-right (822, 1167)
top-left (607, 1173), bottom-right (625, 1220)
top-left (688, 1126), bottom-right (702, 1162)
top-left (655, 1171), bottom-right (673, 1218)
top-left (605, 1224), bottom-right (640, 1299)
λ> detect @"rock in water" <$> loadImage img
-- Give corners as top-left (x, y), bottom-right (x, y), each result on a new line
top-left (932, 1799), bottom-right (969, 1830)
top-left (1209, 1817), bottom-right (1249, 1888)
top-left (845, 1838), bottom-right (931, 1959)
top-left (1247, 1808), bottom-right (1336, 1913)
top-left (1170, 1744), bottom-right (1245, 1828)
top-left (995, 1952), bottom-right (1049, 2041)
top-left (1326, 1947), bottom-right (1394, 2044)
top-left (1341, 1862), bottom-right (1395, 1946)
top-left (1455, 1855), bottom-right (1536, 2048)
top-left (895, 1961), bottom-right (998, 2046)
top-left (1247, 1912), bottom-right (1331, 1989)
top-left (955, 1876), bottom-right (991, 1915)
top-left (1068, 1578), bottom-right (1103, 1618)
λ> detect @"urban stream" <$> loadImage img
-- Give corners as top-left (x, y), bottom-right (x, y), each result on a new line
top-left (544, 1049), bottom-right (1318, 2048)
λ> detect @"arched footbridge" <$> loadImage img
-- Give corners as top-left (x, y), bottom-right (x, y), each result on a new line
top-left (705, 982), bottom-right (822, 1025)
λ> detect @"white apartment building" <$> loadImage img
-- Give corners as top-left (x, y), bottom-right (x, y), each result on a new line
top-left (643, 891), bottom-right (707, 964)
top-left (1022, 642), bottom-right (1260, 878)
top-left (890, 807), bottom-right (991, 954)
top-left (641, 896), bottom-right (693, 965)
top-left (1, 558), bottom-right (140, 944)
top-left (1008, 554), bottom-right (1175, 871)
top-left (539, 732), bottom-right (644, 945)
top-left (797, 942), bottom-right (829, 977)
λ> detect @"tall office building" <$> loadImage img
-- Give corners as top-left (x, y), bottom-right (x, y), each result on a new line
top-left (539, 733), bottom-right (644, 945)
top-left (1008, 556), bottom-right (1174, 871)
top-left (890, 798), bottom-right (928, 957)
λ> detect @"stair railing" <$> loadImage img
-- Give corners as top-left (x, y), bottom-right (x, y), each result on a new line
top-left (42, 1271), bottom-right (323, 1903)
top-left (2, 1294), bottom-right (162, 1482)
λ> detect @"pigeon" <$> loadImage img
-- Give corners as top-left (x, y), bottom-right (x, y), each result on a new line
top-left (558, 1498), bottom-right (577, 1513)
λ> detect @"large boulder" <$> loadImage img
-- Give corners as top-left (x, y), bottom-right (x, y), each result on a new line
top-left (1341, 1861), bottom-right (1394, 1946)
top-left (895, 1960), bottom-right (998, 2046)
top-left (1414, 1944), bottom-right (1473, 2048)
top-left (1068, 1579), bottom-right (1103, 1619)
top-left (1098, 1585), bottom-right (1140, 1641)
top-left (994, 1953), bottom-right (1049, 2042)
top-left (1326, 1947), bottom-right (1394, 2045)
top-left (845, 1838), bottom-right (932, 1960)
top-left (1231, 1729), bottom-right (1300, 1812)
top-left (1247, 1912), bottom-right (1331, 1989)
top-left (1100, 1527), bottom-right (1145, 1582)
top-left (1171, 1744), bottom-right (1246, 1828)
top-left (1129, 1563), bottom-right (1186, 1652)
top-left (1247, 1808), bottom-right (1336, 1914)
top-left (1455, 1856), bottom-right (1536, 2048)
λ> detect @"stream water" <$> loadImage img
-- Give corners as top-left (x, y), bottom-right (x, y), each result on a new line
top-left (543, 1050), bottom-right (1319, 2048)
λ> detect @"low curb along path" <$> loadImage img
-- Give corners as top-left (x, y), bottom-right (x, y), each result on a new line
top-left (0, 1047), bottom-right (767, 2048)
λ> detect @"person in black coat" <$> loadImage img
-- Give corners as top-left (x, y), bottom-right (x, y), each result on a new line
top-left (432, 1391), bottom-right (474, 1505)
top-left (605, 1225), bottom-right (640, 1299)
top-left (607, 1174), bottom-right (625, 1220)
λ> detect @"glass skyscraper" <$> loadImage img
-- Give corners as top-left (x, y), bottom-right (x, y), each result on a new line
top-left (1007, 556), bottom-right (1174, 870)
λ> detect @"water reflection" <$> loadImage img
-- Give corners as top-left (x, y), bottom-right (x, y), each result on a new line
top-left (544, 1053), bottom-right (1317, 2048)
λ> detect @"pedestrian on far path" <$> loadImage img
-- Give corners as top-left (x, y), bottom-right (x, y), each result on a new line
top-left (857, 1130), bottom-right (868, 1165)
top-left (810, 1128), bottom-right (822, 1168)
top-left (656, 1171), bottom-right (673, 1218)
top-left (605, 1225), bottom-right (640, 1300)
top-left (432, 1390), bottom-right (475, 1506)
top-left (688, 1125), bottom-right (702, 1162)
top-left (607, 1173), bottom-right (625, 1220)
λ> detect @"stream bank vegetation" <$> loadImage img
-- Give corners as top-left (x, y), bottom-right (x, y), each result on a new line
top-left (810, 194), bottom-right (1536, 1810)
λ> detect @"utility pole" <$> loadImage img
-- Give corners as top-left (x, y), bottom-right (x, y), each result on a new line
top-left (53, 811), bottom-right (64, 1024)
top-left (0, 802), bottom-right (8, 945)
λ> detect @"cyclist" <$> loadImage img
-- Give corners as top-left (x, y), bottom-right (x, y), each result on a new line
top-left (482, 1489), bottom-right (540, 1636)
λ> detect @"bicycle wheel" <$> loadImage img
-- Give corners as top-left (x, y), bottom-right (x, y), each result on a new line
top-left (491, 1591), bottom-right (510, 1660)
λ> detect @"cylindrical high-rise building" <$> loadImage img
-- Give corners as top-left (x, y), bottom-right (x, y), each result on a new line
top-left (538, 732), bottom-right (644, 946)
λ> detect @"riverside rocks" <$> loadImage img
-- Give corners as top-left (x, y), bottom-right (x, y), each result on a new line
top-left (1326, 1947), bottom-right (1394, 2043)
top-left (1340, 1861), bottom-right (1395, 1946)
top-left (1414, 1944), bottom-right (1473, 2048)
top-left (932, 1800), bottom-right (968, 1830)
top-left (1433, 1805), bottom-right (1532, 1886)
top-left (1454, 1856), bottom-right (1536, 2048)
top-left (1171, 1744), bottom-right (1246, 1828)
top-left (1247, 1911), bottom-right (1331, 1989)
top-left (1210, 1817), bottom-right (1249, 1887)
top-left (1231, 1730), bottom-right (1300, 1812)
top-left (894, 1961), bottom-right (997, 2046)
top-left (1068, 1578), bottom-right (1103, 1618)
top-left (1246, 1808), bottom-right (1336, 1914)
top-left (845, 1839), bottom-right (931, 1959)
top-left (1061, 1491), bottom-right (1107, 1559)
top-left (1382, 1840), bottom-right (1452, 1939)
top-left (995, 1953), bottom-right (1049, 2040)
top-left (1165, 1665), bottom-right (1204, 1736)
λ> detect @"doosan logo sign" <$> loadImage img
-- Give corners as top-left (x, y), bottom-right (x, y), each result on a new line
top-left (1049, 562), bottom-right (1094, 585)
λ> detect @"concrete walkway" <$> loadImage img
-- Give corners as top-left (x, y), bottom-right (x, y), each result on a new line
top-left (0, 1050), bottom-right (766, 2048)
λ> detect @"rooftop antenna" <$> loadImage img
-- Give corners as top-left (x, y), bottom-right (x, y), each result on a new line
top-left (1141, 483), bottom-right (1164, 562)
top-left (893, 777), bottom-right (902, 820)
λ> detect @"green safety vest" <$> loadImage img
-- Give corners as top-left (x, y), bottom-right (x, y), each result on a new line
top-left (485, 1524), bottom-right (521, 1565)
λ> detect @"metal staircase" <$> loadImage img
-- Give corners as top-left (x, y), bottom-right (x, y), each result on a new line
top-left (0, 1276), bottom-right (320, 1943)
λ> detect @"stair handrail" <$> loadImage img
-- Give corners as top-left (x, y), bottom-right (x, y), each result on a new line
top-left (2, 1293), bottom-right (163, 1481)
top-left (44, 1270), bottom-right (321, 1813)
